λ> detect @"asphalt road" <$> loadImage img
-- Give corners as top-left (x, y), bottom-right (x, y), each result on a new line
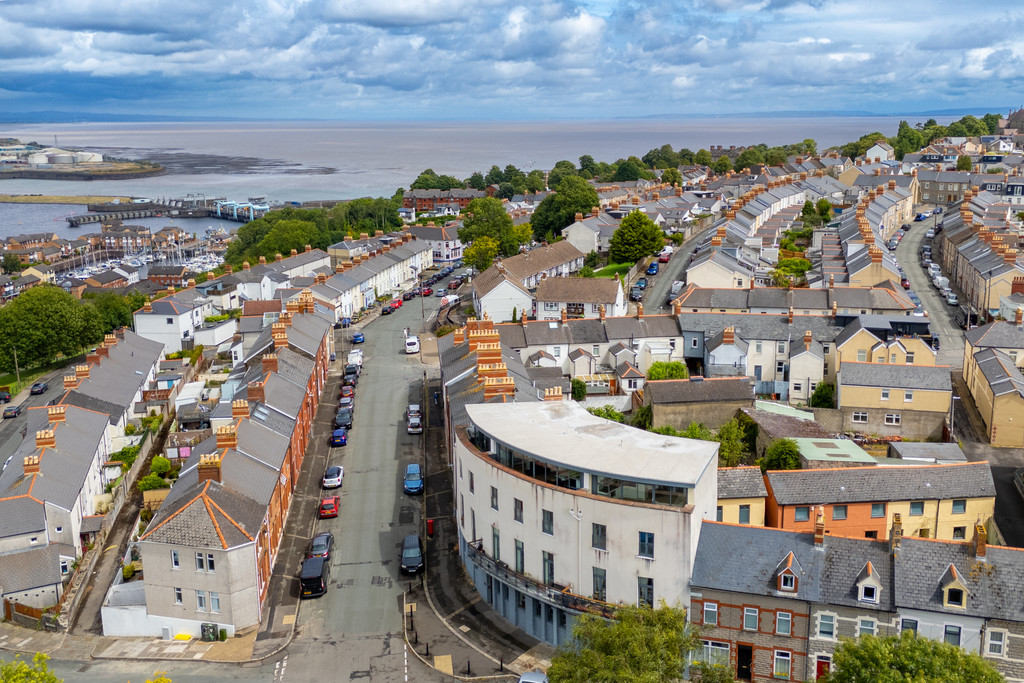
top-left (647, 225), bottom-right (717, 313)
top-left (0, 371), bottom-right (69, 467)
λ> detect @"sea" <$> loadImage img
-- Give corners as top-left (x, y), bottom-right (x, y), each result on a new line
top-left (0, 116), bottom-right (950, 240)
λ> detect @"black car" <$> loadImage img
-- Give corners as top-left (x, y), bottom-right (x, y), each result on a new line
top-left (335, 408), bottom-right (353, 429)
top-left (0, 391), bottom-right (10, 404)
top-left (380, 305), bottom-right (393, 315)
top-left (30, 382), bottom-right (48, 395)
top-left (402, 291), bottom-right (416, 301)
top-left (400, 533), bottom-right (424, 574)
top-left (630, 286), bottom-right (644, 302)
top-left (306, 531), bottom-right (335, 560)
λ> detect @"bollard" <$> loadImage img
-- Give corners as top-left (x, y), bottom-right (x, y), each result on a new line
top-left (500, 657), bottom-right (503, 672)
top-left (426, 642), bottom-right (429, 657)
top-left (414, 630), bottom-right (418, 644)
top-left (467, 659), bottom-right (471, 675)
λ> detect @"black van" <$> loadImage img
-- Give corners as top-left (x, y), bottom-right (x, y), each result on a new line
top-left (400, 534), bottom-right (424, 574)
top-left (299, 556), bottom-right (329, 598)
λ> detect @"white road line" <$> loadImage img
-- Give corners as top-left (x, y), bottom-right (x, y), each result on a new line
top-left (405, 641), bottom-right (409, 682)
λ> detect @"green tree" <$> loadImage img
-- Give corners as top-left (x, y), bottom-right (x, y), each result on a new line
top-left (150, 455), bottom-right (171, 477)
top-left (547, 160), bottom-right (578, 191)
top-left (679, 422), bottom-right (713, 440)
top-left (609, 211), bottom-right (663, 265)
top-left (459, 197), bottom-right (519, 256)
top-left (578, 154), bottom-right (597, 178)
top-left (547, 603), bottom-right (700, 683)
top-left (579, 265), bottom-right (595, 278)
top-left (587, 405), bottom-right (625, 423)
top-left (957, 155), bottom-right (973, 171)
top-left (0, 285), bottom-right (104, 374)
top-left (827, 631), bottom-right (1002, 683)
top-left (510, 223), bottom-right (534, 250)
top-left (733, 147), bottom-right (765, 170)
top-left (646, 361), bottom-right (690, 380)
top-left (716, 418), bottom-right (747, 467)
top-left (570, 378), bottom-right (587, 401)
top-left (484, 165), bottom-right (504, 186)
top-left (695, 149), bottom-right (713, 166)
top-left (613, 159), bottom-right (643, 182)
top-left (892, 120), bottom-right (924, 160)
top-left (809, 382), bottom-right (835, 408)
top-left (530, 175), bottom-right (600, 240)
top-left (661, 167), bottom-right (683, 187)
top-left (463, 236), bottom-right (500, 273)
top-left (2, 253), bottom-right (21, 274)
top-left (982, 112), bottom-right (1001, 135)
top-left (712, 156), bottom-right (733, 174)
top-left (466, 171), bottom-right (487, 191)
top-left (760, 438), bottom-right (801, 472)
top-left (526, 169), bottom-right (547, 193)
top-left (495, 182), bottom-right (517, 200)
top-left (82, 291), bottom-right (133, 333)
top-left (0, 653), bottom-right (61, 682)
top-left (137, 474), bottom-right (169, 492)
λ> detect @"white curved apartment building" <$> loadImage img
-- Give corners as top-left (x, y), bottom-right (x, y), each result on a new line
top-left (454, 400), bottom-right (718, 646)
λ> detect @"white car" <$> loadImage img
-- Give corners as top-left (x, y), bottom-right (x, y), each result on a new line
top-left (405, 336), bottom-right (420, 354)
top-left (322, 465), bottom-right (344, 489)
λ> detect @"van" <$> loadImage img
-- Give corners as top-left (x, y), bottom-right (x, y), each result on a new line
top-left (405, 336), bottom-right (420, 354)
top-left (442, 294), bottom-right (461, 308)
top-left (299, 556), bottom-right (330, 598)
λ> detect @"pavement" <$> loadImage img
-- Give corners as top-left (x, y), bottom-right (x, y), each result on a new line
top-left (0, 286), bottom-right (554, 680)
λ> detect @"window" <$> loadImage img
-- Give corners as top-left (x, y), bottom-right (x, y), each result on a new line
top-left (987, 630), bottom-right (1006, 657)
top-left (542, 509), bottom-right (553, 535)
top-left (171, 550), bottom-right (179, 569)
top-left (542, 551), bottom-right (554, 585)
top-left (552, 346), bottom-right (561, 357)
top-left (702, 641), bottom-right (729, 667)
top-left (901, 619), bottom-right (918, 634)
top-left (638, 531), bottom-right (654, 558)
top-left (593, 344), bottom-right (600, 355)
top-left (947, 588), bottom-right (964, 607)
top-left (514, 498), bottom-right (523, 523)
top-left (776, 361), bottom-right (786, 374)
top-left (861, 585), bottom-right (878, 603)
top-left (777, 342), bottom-right (786, 353)
top-left (953, 526), bottom-right (966, 540)
top-left (544, 302), bottom-right (558, 311)
top-left (196, 590), bottom-right (207, 611)
top-left (703, 602), bottom-right (718, 626)
top-left (716, 506), bottom-right (723, 522)
top-left (857, 349), bottom-right (867, 362)
top-left (469, 472), bottom-right (474, 493)
top-left (55, 526), bottom-right (62, 533)
top-left (776, 611), bottom-right (792, 636)
top-left (881, 388), bottom-right (890, 400)
top-left (492, 527), bottom-right (501, 562)
top-left (905, 390), bottom-right (914, 402)
top-left (859, 619), bottom-right (876, 636)
top-left (944, 624), bottom-right (961, 646)
top-left (780, 573), bottom-right (796, 591)
top-left (60, 559), bottom-right (69, 574)
top-left (852, 412), bottom-right (868, 423)
top-left (638, 577), bottom-right (654, 607)
top-left (773, 651), bottom-right (791, 679)
top-left (739, 505), bottom-right (751, 525)
top-left (871, 502), bottom-right (886, 518)
top-left (794, 506), bottom-right (810, 522)
top-left (910, 501), bottom-right (924, 516)
top-left (906, 352), bottom-right (915, 364)
top-left (756, 341), bottom-right (763, 353)
top-left (885, 413), bottom-right (901, 426)
top-left (195, 553), bottom-right (206, 571)
top-left (865, 530), bottom-right (878, 539)
top-left (744, 607), bottom-right (759, 631)
top-left (832, 505), bottom-right (848, 521)
top-left (166, 317), bottom-right (174, 325)
top-left (490, 486), bottom-right (498, 511)
top-left (210, 592), bottom-right (220, 613)
top-left (952, 499), bottom-right (966, 514)
top-left (793, 382), bottom-right (802, 393)
top-left (592, 523), bottom-right (607, 550)
top-left (515, 540), bottom-right (524, 574)
top-left (174, 587), bottom-right (182, 605)
top-left (206, 554), bottom-right (215, 572)
top-left (818, 613), bottom-right (835, 639)
top-left (593, 567), bottom-right (607, 602)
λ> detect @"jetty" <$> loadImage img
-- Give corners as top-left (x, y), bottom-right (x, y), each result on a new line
top-left (66, 196), bottom-right (271, 226)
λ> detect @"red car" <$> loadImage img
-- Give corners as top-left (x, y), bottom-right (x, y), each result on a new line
top-left (420, 287), bottom-right (433, 296)
top-left (390, 299), bottom-right (403, 309)
top-left (340, 385), bottom-right (354, 399)
top-left (658, 253), bottom-right (671, 263)
top-left (318, 496), bottom-right (340, 519)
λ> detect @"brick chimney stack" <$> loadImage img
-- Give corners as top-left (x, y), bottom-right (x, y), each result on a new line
top-left (599, 305), bottom-right (606, 322)
top-left (215, 425), bottom-right (238, 450)
top-left (543, 387), bottom-right (564, 401)
top-left (46, 405), bottom-right (66, 424)
top-left (974, 523), bottom-right (988, 560)
top-left (890, 513), bottom-right (903, 553)
top-left (636, 303), bottom-right (644, 319)
top-left (23, 455), bottom-right (40, 474)
top-left (804, 329), bottom-right (813, 346)
top-left (232, 399), bottom-right (249, 419)
top-left (787, 306), bottom-right (794, 324)
top-left (722, 326), bottom-right (735, 345)
top-left (1016, 308), bottom-right (1023, 328)
top-left (262, 353), bottom-right (278, 374)
top-left (814, 506), bottom-right (825, 547)
top-left (35, 429), bottom-right (56, 449)
top-left (248, 381), bottom-right (265, 404)
top-left (197, 453), bottom-right (222, 484)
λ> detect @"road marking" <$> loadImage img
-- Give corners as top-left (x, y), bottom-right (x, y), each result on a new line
top-left (434, 654), bottom-right (453, 674)
top-left (274, 655), bottom-right (288, 681)
top-left (444, 595), bottom-right (480, 619)
top-left (404, 642), bottom-right (409, 682)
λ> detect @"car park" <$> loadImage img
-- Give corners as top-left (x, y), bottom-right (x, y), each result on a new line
top-left (400, 533), bottom-right (424, 574)
top-left (335, 408), bottom-right (353, 429)
top-left (319, 496), bottom-right (340, 519)
top-left (322, 465), bottom-right (344, 489)
top-left (30, 382), bottom-right (48, 395)
top-left (329, 428), bottom-right (348, 447)
top-left (306, 531), bottom-right (335, 560)
top-left (403, 463), bottom-right (424, 494)
top-left (352, 331), bottom-right (365, 344)
top-left (3, 405), bottom-right (22, 419)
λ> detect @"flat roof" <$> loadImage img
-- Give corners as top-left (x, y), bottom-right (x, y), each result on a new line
top-left (753, 400), bottom-right (815, 420)
top-left (793, 437), bottom-right (876, 464)
top-left (466, 401), bottom-right (718, 487)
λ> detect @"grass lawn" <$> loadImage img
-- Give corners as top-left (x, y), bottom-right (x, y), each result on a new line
top-left (593, 262), bottom-right (632, 278)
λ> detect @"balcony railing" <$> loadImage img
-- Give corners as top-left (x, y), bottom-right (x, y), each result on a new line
top-left (464, 539), bottom-right (617, 619)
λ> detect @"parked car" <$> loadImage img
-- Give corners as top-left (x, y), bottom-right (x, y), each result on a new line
top-left (420, 286), bottom-right (433, 296)
top-left (3, 405), bottom-right (22, 419)
top-left (901, 277), bottom-right (910, 289)
top-left (340, 385), bottom-right (354, 399)
top-left (407, 414), bottom-right (423, 434)
top-left (887, 239), bottom-right (899, 251)
top-left (908, 292), bottom-right (921, 306)
top-left (380, 305), bottom-right (393, 315)
top-left (924, 229), bottom-right (935, 239)
top-left (402, 291), bottom-right (416, 301)
top-left (901, 223), bottom-right (911, 231)
top-left (319, 496), bottom-right (340, 519)
top-left (390, 298), bottom-right (403, 309)
top-left (400, 533), bottom-right (424, 574)
top-left (30, 382), bottom-right (48, 395)
top-left (339, 396), bottom-right (355, 412)
top-left (646, 262), bottom-right (660, 275)
top-left (406, 404), bottom-right (422, 420)
top-left (322, 465), bottom-right (344, 489)
top-left (405, 336), bottom-right (420, 354)
top-left (435, 288), bottom-right (446, 297)
top-left (946, 292), bottom-right (959, 306)
top-left (912, 306), bottom-right (927, 317)
top-left (915, 213), bottom-right (928, 221)
top-left (329, 428), bottom-right (348, 447)
top-left (658, 253), bottom-right (671, 263)
top-left (630, 286), bottom-right (644, 302)
top-left (517, 672), bottom-right (549, 683)
top-left (345, 363), bottom-right (360, 378)
top-left (335, 408), bottom-right (353, 429)
top-left (636, 277), bottom-right (648, 290)
top-left (352, 331), bottom-right (365, 344)
top-left (403, 463), bottom-right (424, 494)
top-left (0, 391), bottom-right (10, 404)
top-left (306, 531), bottom-right (335, 560)
top-left (447, 280), bottom-right (461, 290)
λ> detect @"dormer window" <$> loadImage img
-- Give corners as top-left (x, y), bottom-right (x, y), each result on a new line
top-left (780, 574), bottom-right (796, 591)
top-left (860, 585), bottom-right (878, 603)
top-left (856, 561), bottom-right (882, 604)
top-left (947, 588), bottom-right (964, 607)
top-left (775, 552), bottom-right (800, 593)
top-left (940, 563), bottom-right (969, 609)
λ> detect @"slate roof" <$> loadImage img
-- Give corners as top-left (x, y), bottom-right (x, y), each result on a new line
top-left (765, 462), bottom-right (995, 505)
top-left (142, 479), bottom-right (264, 550)
top-left (472, 265), bottom-right (532, 299)
top-left (741, 407), bottom-right (831, 441)
top-left (534, 277), bottom-right (619, 304)
top-left (645, 377), bottom-right (755, 404)
top-left (717, 466), bottom-right (768, 499)
top-left (839, 362), bottom-right (952, 391)
top-left (0, 544), bottom-right (71, 595)
top-left (965, 321), bottom-right (1024, 349)
top-left (973, 348), bottom-right (1024, 397)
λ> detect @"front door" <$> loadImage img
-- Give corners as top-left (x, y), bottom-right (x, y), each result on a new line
top-left (816, 655), bottom-right (831, 679)
top-left (737, 644), bottom-right (753, 681)
top-left (754, 365), bottom-right (762, 382)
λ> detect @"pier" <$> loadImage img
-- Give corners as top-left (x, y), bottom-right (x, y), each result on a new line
top-left (66, 196), bottom-right (270, 227)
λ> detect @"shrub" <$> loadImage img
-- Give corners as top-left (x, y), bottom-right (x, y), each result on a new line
top-left (137, 474), bottom-right (169, 492)
top-left (140, 508), bottom-right (153, 523)
top-left (570, 378), bottom-right (587, 401)
top-left (435, 324), bottom-right (458, 337)
top-left (122, 564), bottom-right (135, 581)
top-left (124, 424), bottom-right (137, 436)
top-left (150, 456), bottom-right (171, 477)
top-left (809, 382), bottom-right (836, 409)
top-left (760, 438), bottom-right (801, 472)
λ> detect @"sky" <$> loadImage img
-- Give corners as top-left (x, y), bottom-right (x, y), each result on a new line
top-left (2, 0), bottom-right (1023, 121)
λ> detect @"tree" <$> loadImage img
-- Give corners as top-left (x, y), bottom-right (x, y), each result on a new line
top-left (510, 223), bottom-right (533, 250)
top-left (495, 182), bottom-right (517, 200)
top-left (957, 154), bottom-right (973, 171)
top-left (0, 285), bottom-right (104, 373)
top-left (466, 171), bottom-right (487, 191)
top-left (892, 120), bottom-right (924, 160)
top-left (733, 147), bottom-right (765, 170)
top-left (463, 236), bottom-right (500, 273)
top-left (760, 438), bottom-right (800, 472)
top-left (547, 160), bottom-right (578, 190)
top-left (827, 631), bottom-right (1002, 683)
top-left (587, 405), bottom-right (625, 423)
top-left (570, 378), bottom-right (587, 401)
top-left (137, 474), bottom-right (169, 492)
top-left (809, 382), bottom-right (835, 408)
top-left (609, 211), bottom-right (663, 264)
top-left (530, 176), bottom-right (600, 240)
top-left (82, 291), bottom-right (133, 333)
top-left (612, 159), bottom-right (643, 182)
top-left (253, 219), bottom-right (321, 262)
top-left (679, 421), bottom-right (713, 440)
top-left (459, 197), bottom-right (519, 256)
top-left (715, 418), bottom-right (748, 467)
top-left (150, 455), bottom-right (172, 477)
top-left (661, 167), bottom-right (683, 187)
top-left (579, 265), bottom-right (595, 278)
top-left (695, 149), bottom-right (713, 166)
top-left (547, 603), bottom-right (700, 683)
top-left (578, 154), bottom-right (597, 178)
top-left (712, 155), bottom-right (733, 174)
top-left (646, 361), bottom-right (689, 380)
top-left (526, 169), bottom-right (547, 193)
top-left (0, 654), bottom-right (61, 682)
top-left (2, 253), bottom-right (21, 274)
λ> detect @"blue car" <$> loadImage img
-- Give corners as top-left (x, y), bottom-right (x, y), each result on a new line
top-left (330, 428), bottom-right (348, 446)
top-left (403, 463), bottom-right (424, 494)
top-left (646, 262), bottom-right (659, 275)
top-left (352, 331), bottom-right (365, 344)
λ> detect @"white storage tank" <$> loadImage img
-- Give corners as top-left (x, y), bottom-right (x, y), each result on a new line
top-left (51, 153), bottom-right (74, 164)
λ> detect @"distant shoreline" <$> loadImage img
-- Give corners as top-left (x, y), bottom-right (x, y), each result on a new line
top-left (0, 166), bottom-right (166, 181)
top-left (0, 194), bottom-right (131, 205)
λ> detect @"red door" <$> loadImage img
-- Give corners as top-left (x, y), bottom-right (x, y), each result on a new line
top-left (816, 657), bottom-right (831, 679)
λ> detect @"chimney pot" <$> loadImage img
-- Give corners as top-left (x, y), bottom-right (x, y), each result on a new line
top-left (814, 506), bottom-right (825, 546)
top-left (198, 453), bottom-right (222, 484)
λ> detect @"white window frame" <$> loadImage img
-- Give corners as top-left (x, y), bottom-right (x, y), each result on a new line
top-left (703, 602), bottom-right (718, 626)
top-left (905, 390), bottom-right (914, 402)
top-left (773, 650), bottom-right (792, 679)
top-left (885, 413), bottom-right (901, 425)
top-left (987, 629), bottom-right (1006, 657)
top-left (857, 349), bottom-right (867, 362)
top-left (859, 618), bottom-right (876, 636)
top-left (196, 590), bottom-right (207, 611)
top-left (780, 573), bottom-right (796, 591)
top-left (860, 584), bottom-right (878, 603)
top-left (776, 611), bottom-right (792, 636)
top-left (171, 550), bottom-right (179, 569)
top-left (702, 641), bottom-right (729, 667)
top-left (817, 613), bottom-right (836, 639)
top-left (881, 388), bottom-right (890, 400)
top-left (944, 624), bottom-right (961, 646)
top-left (793, 382), bottom-right (802, 393)
top-left (210, 591), bottom-right (220, 614)
top-left (174, 587), bottom-right (182, 605)
top-left (743, 607), bottom-right (759, 631)
top-left (852, 412), bottom-right (868, 423)
top-left (906, 352), bottom-right (915, 364)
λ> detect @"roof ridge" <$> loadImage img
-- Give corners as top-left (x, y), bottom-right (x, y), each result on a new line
top-left (141, 480), bottom-right (212, 541)
top-left (206, 494), bottom-right (255, 543)
top-left (202, 493), bottom-right (229, 549)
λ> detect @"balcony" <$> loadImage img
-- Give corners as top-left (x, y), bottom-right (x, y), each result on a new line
top-left (464, 539), bottom-right (616, 619)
